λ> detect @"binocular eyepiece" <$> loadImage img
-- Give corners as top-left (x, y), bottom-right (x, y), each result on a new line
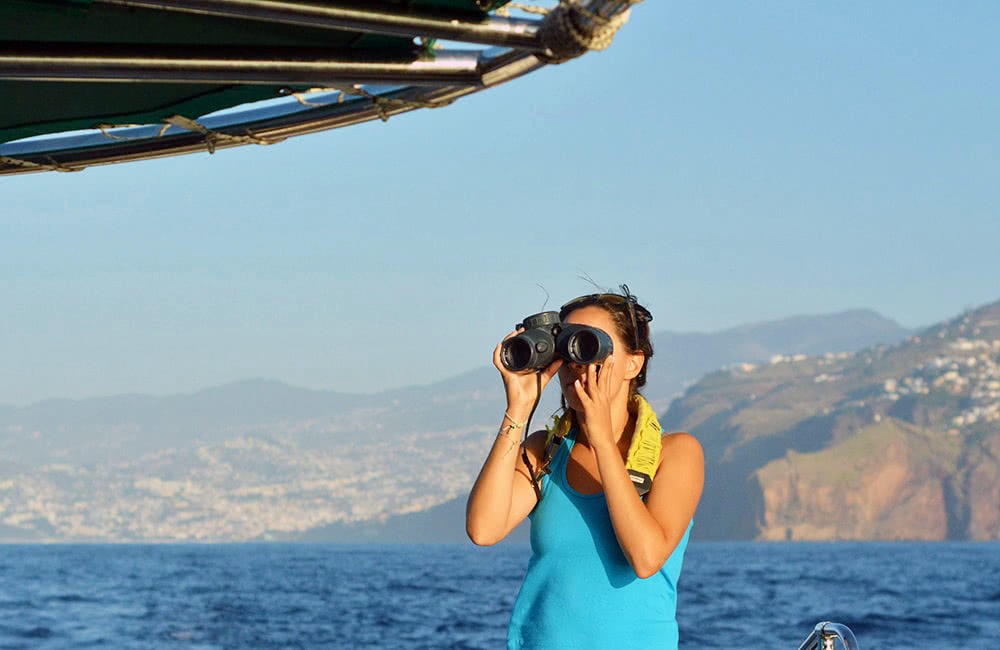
top-left (500, 311), bottom-right (614, 372)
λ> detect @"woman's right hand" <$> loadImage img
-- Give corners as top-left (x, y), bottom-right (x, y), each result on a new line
top-left (493, 330), bottom-right (563, 410)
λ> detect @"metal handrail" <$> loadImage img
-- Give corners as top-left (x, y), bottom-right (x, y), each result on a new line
top-left (797, 621), bottom-right (860, 650)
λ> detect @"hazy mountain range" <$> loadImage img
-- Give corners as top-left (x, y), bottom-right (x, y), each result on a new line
top-left (331, 301), bottom-right (1000, 544)
top-left (0, 308), bottom-right (914, 542)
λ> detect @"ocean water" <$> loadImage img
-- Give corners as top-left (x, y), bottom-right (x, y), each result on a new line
top-left (0, 542), bottom-right (997, 649)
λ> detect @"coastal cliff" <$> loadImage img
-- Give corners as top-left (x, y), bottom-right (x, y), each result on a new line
top-left (665, 302), bottom-right (1000, 541)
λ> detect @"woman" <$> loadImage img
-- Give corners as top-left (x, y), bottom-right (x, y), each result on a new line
top-left (466, 288), bottom-right (704, 649)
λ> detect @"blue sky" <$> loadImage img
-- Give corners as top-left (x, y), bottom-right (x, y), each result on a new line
top-left (2, 1), bottom-right (999, 405)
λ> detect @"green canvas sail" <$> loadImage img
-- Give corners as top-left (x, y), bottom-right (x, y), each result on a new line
top-left (0, 0), bottom-right (637, 174)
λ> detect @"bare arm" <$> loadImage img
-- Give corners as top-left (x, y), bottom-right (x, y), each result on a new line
top-left (465, 333), bottom-right (563, 546)
top-left (573, 360), bottom-right (704, 578)
top-left (593, 431), bottom-right (704, 578)
top-left (465, 425), bottom-right (546, 545)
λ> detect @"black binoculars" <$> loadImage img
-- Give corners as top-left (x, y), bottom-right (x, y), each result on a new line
top-left (500, 311), bottom-right (613, 372)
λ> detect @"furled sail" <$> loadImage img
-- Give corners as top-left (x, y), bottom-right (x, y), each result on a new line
top-left (0, 0), bottom-right (638, 174)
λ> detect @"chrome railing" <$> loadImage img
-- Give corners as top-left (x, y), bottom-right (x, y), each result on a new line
top-left (797, 621), bottom-right (860, 650)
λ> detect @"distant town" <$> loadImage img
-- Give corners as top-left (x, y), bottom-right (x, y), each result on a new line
top-left (883, 334), bottom-right (1000, 429)
top-left (2, 304), bottom-right (997, 542)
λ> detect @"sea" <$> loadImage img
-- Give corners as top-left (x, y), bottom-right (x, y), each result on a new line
top-left (0, 542), bottom-right (997, 649)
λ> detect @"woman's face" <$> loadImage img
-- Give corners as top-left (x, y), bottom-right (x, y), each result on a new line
top-left (557, 305), bottom-right (641, 411)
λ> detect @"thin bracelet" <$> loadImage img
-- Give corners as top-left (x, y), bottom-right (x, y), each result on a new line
top-left (503, 411), bottom-right (526, 430)
top-left (498, 424), bottom-right (520, 439)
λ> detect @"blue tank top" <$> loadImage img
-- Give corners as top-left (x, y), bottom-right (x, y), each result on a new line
top-left (507, 434), bottom-right (692, 650)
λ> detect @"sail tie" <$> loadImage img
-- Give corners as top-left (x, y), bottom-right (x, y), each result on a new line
top-left (162, 115), bottom-right (284, 154)
top-left (0, 155), bottom-right (81, 173)
top-left (330, 85), bottom-right (454, 122)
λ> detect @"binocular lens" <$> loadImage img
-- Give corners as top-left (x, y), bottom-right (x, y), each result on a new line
top-left (559, 325), bottom-right (612, 365)
top-left (500, 325), bottom-right (557, 372)
top-left (499, 312), bottom-right (611, 372)
top-left (501, 338), bottom-right (534, 372)
top-left (566, 330), bottom-right (601, 363)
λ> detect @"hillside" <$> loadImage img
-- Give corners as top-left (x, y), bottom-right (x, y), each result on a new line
top-left (663, 302), bottom-right (1000, 541)
top-left (300, 313), bottom-right (913, 544)
top-left (0, 309), bottom-right (909, 542)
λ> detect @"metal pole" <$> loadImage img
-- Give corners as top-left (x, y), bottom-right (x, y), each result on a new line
top-left (0, 0), bottom-right (641, 174)
top-left (0, 46), bottom-right (484, 86)
top-left (93, 0), bottom-right (543, 50)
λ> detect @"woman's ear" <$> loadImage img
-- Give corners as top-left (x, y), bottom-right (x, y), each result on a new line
top-left (622, 351), bottom-right (644, 381)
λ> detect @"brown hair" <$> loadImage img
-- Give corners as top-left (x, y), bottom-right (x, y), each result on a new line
top-left (558, 286), bottom-right (654, 395)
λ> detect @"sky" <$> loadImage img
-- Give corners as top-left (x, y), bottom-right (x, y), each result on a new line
top-left (2, 1), bottom-right (999, 406)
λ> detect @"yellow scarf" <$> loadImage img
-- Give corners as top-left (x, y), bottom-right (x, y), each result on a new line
top-left (544, 393), bottom-right (663, 490)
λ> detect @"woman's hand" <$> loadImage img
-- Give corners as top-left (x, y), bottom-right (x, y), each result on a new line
top-left (570, 356), bottom-right (616, 449)
top-left (493, 330), bottom-right (563, 410)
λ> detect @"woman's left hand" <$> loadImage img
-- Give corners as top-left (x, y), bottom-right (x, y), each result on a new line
top-left (571, 355), bottom-right (616, 449)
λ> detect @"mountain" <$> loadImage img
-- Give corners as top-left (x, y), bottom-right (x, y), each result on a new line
top-left (662, 301), bottom-right (1000, 541)
top-left (0, 309), bottom-right (911, 542)
top-left (643, 309), bottom-right (910, 413)
top-left (0, 379), bottom-right (370, 467)
top-left (0, 309), bottom-right (909, 467)
top-left (295, 311), bottom-right (912, 544)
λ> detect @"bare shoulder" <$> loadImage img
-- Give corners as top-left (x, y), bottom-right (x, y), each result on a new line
top-left (661, 431), bottom-right (702, 452)
top-left (648, 432), bottom-right (705, 526)
top-left (520, 429), bottom-right (550, 463)
top-left (658, 432), bottom-right (704, 467)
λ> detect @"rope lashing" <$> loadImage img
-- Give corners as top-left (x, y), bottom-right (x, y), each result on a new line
top-left (331, 85), bottom-right (454, 122)
top-left (290, 85), bottom-right (453, 120)
top-left (0, 155), bottom-right (81, 172)
top-left (96, 124), bottom-right (145, 141)
top-left (292, 91), bottom-right (337, 107)
top-left (494, 2), bottom-right (552, 16)
top-left (162, 115), bottom-right (283, 154)
top-left (536, 0), bottom-right (639, 62)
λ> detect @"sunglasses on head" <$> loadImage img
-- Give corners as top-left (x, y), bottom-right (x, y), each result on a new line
top-left (559, 284), bottom-right (652, 351)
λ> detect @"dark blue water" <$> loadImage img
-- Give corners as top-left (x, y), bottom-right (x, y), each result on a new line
top-left (0, 542), bottom-right (996, 649)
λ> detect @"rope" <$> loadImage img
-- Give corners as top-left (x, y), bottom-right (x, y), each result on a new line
top-left (331, 84), bottom-right (454, 123)
top-left (292, 94), bottom-right (326, 107)
top-left (530, 0), bottom-right (639, 62)
top-left (494, 2), bottom-right (552, 16)
top-left (0, 155), bottom-right (81, 172)
top-left (289, 86), bottom-right (359, 107)
top-left (95, 124), bottom-right (146, 141)
top-left (162, 115), bottom-right (284, 154)
top-left (292, 85), bottom-right (453, 121)
top-left (11, 84), bottom-right (451, 172)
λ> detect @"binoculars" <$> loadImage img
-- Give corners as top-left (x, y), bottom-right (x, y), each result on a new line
top-left (500, 311), bottom-right (613, 372)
